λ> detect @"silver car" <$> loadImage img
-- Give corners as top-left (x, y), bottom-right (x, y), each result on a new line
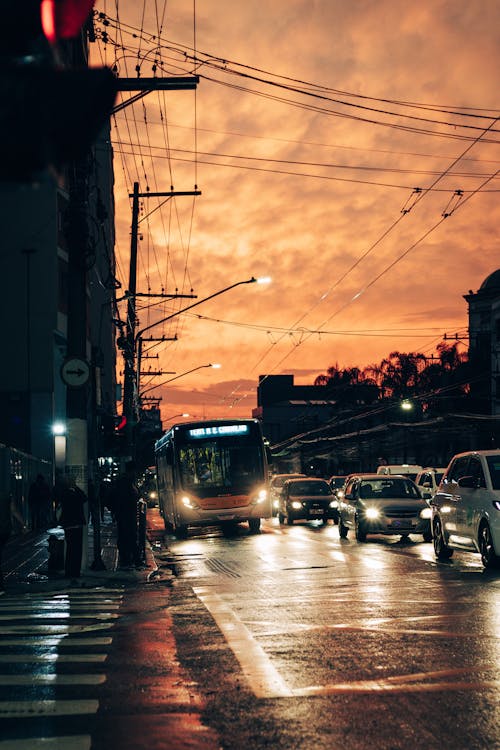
top-left (338, 474), bottom-right (432, 542)
top-left (431, 450), bottom-right (500, 570)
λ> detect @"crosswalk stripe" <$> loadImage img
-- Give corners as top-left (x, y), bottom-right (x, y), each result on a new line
top-left (0, 623), bottom-right (114, 634)
top-left (0, 735), bottom-right (91, 750)
top-left (0, 637), bottom-right (112, 647)
top-left (0, 674), bottom-right (106, 685)
top-left (0, 654), bottom-right (107, 663)
top-left (0, 603), bottom-right (120, 611)
top-left (0, 699), bottom-right (99, 717)
top-left (0, 613), bottom-right (119, 621)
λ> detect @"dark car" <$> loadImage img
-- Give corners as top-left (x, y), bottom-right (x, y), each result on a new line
top-left (269, 473), bottom-right (306, 516)
top-left (327, 475), bottom-right (347, 523)
top-left (278, 477), bottom-right (334, 526)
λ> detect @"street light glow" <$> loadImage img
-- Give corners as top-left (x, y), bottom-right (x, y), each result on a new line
top-left (52, 421), bottom-right (66, 436)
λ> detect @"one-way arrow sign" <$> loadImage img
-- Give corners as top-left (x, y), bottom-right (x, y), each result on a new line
top-left (61, 357), bottom-right (90, 388)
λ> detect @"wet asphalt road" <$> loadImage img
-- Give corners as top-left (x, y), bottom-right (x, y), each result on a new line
top-left (163, 517), bottom-right (500, 750)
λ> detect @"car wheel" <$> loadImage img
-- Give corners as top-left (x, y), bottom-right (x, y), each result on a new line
top-left (321, 514), bottom-right (329, 525)
top-left (248, 518), bottom-right (261, 534)
top-left (278, 513), bottom-right (285, 524)
top-left (338, 516), bottom-right (348, 539)
top-left (286, 514), bottom-right (294, 526)
top-left (478, 521), bottom-right (500, 569)
top-left (433, 517), bottom-right (453, 560)
top-left (355, 517), bottom-right (367, 542)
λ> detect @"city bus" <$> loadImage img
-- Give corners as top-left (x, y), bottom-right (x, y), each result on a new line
top-left (154, 418), bottom-right (271, 538)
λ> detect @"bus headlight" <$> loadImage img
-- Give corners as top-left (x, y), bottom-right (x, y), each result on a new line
top-left (181, 495), bottom-right (199, 510)
top-left (253, 488), bottom-right (267, 504)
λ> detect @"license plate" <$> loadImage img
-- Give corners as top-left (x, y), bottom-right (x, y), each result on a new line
top-left (390, 520), bottom-right (413, 528)
top-left (309, 509), bottom-right (323, 516)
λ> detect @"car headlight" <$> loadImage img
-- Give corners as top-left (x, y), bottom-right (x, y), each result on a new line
top-left (181, 495), bottom-right (199, 510)
top-left (365, 507), bottom-right (380, 520)
top-left (149, 490), bottom-right (158, 500)
top-left (420, 507), bottom-right (432, 519)
top-left (329, 500), bottom-right (338, 509)
top-left (291, 501), bottom-right (302, 510)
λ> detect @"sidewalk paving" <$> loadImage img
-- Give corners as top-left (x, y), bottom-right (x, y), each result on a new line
top-left (2, 506), bottom-right (170, 594)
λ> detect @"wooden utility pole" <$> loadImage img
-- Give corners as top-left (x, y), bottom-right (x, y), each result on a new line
top-left (122, 185), bottom-right (201, 461)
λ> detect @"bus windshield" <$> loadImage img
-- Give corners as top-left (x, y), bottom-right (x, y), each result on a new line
top-left (178, 440), bottom-right (263, 491)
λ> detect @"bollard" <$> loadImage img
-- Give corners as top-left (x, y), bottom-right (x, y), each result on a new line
top-left (47, 533), bottom-right (65, 571)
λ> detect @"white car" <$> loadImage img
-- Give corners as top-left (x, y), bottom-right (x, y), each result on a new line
top-left (414, 467), bottom-right (447, 502)
top-left (338, 474), bottom-right (432, 542)
top-left (431, 450), bottom-right (500, 570)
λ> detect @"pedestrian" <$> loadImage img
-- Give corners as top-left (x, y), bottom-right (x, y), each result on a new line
top-left (110, 461), bottom-right (140, 568)
top-left (0, 493), bottom-right (27, 593)
top-left (28, 474), bottom-right (51, 530)
top-left (54, 475), bottom-right (87, 581)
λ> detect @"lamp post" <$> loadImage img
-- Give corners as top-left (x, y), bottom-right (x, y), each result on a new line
top-left (400, 399), bottom-right (414, 462)
top-left (163, 412), bottom-right (190, 425)
top-left (123, 276), bottom-right (270, 458)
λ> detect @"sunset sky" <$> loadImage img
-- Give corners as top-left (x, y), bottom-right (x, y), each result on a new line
top-left (93, 0), bottom-right (499, 429)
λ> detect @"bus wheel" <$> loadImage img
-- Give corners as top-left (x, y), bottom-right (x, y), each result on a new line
top-left (163, 518), bottom-right (173, 532)
top-left (248, 518), bottom-right (261, 533)
top-left (174, 523), bottom-right (188, 540)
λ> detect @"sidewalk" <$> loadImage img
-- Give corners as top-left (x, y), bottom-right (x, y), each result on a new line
top-left (2, 505), bottom-right (170, 593)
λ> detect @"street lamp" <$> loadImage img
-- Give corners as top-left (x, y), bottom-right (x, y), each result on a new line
top-left (134, 276), bottom-right (269, 389)
top-left (136, 276), bottom-right (270, 342)
top-left (139, 363), bottom-right (221, 399)
top-left (122, 275), bottom-right (269, 458)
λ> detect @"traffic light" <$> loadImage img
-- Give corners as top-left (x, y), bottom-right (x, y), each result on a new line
top-left (0, 1), bottom-right (117, 181)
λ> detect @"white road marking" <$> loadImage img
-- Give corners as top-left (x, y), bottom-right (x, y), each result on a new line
top-left (0, 674), bottom-right (106, 685)
top-left (0, 736), bottom-right (91, 750)
top-left (0, 654), bottom-right (107, 663)
top-left (0, 638), bottom-right (112, 647)
top-left (194, 588), bottom-right (293, 698)
top-left (195, 587), bottom-right (500, 699)
top-left (0, 700), bottom-right (99, 718)
top-left (0, 613), bottom-right (118, 621)
top-left (0, 623), bottom-right (114, 635)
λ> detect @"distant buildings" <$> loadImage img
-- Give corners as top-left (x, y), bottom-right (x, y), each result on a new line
top-left (256, 270), bottom-right (500, 474)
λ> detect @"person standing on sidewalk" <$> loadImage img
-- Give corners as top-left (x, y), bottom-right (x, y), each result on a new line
top-left (111, 461), bottom-right (140, 568)
top-left (54, 475), bottom-right (87, 580)
top-left (28, 474), bottom-right (51, 530)
top-left (0, 493), bottom-right (27, 593)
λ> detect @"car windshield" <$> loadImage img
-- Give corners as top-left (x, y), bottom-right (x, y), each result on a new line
top-left (330, 478), bottom-right (345, 488)
top-left (289, 481), bottom-right (331, 496)
top-left (359, 478), bottom-right (420, 499)
top-left (486, 456), bottom-right (500, 489)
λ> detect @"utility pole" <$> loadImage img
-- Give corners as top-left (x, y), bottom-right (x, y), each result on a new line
top-left (121, 186), bottom-right (201, 461)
